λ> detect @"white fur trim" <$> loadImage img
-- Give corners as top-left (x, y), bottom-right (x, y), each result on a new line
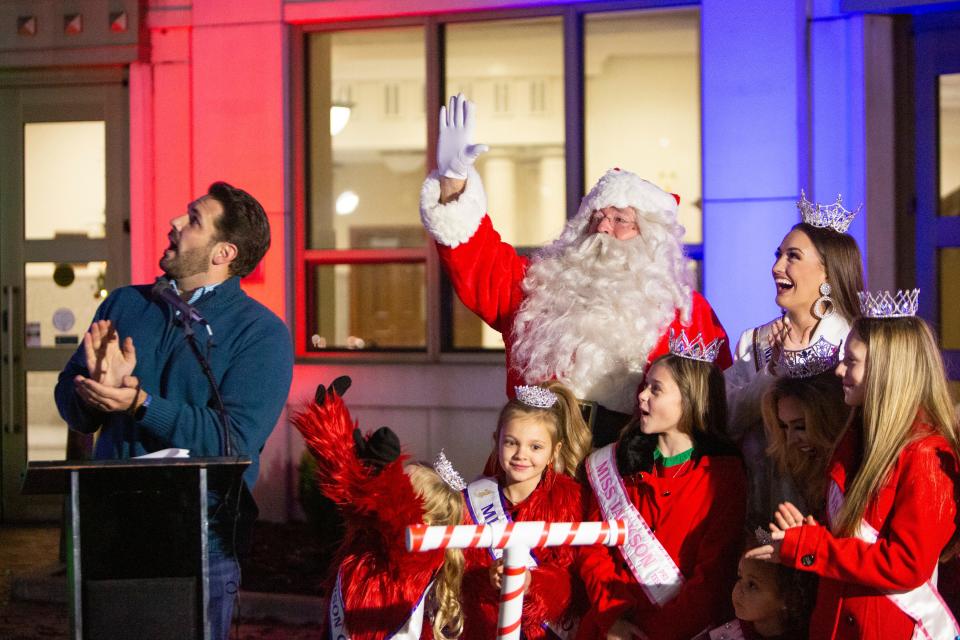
top-left (419, 167), bottom-right (487, 248)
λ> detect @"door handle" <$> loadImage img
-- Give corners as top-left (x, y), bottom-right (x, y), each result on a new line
top-left (3, 285), bottom-right (17, 434)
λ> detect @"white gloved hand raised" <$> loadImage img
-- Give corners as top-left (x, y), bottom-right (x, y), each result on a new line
top-left (437, 93), bottom-right (489, 179)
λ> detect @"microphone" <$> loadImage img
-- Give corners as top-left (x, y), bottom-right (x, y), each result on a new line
top-left (151, 278), bottom-right (211, 334)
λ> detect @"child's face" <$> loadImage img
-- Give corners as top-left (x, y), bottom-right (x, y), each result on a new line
top-left (637, 363), bottom-right (684, 436)
top-left (732, 558), bottom-right (784, 626)
top-left (498, 416), bottom-right (558, 488)
top-left (836, 330), bottom-right (867, 407)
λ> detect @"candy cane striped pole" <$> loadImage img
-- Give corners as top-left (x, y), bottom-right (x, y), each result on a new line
top-left (406, 520), bottom-right (626, 640)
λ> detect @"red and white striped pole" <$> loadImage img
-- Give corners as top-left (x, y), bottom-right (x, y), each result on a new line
top-left (406, 520), bottom-right (626, 640)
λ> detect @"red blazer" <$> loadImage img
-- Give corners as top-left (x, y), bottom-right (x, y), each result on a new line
top-left (293, 395), bottom-right (443, 640)
top-left (436, 215), bottom-right (733, 402)
top-left (576, 454), bottom-right (747, 639)
top-left (461, 468), bottom-right (588, 639)
top-left (780, 417), bottom-right (960, 639)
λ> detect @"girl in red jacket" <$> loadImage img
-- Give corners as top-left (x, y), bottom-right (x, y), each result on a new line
top-left (293, 378), bottom-right (467, 640)
top-left (747, 290), bottom-right (960, 639)
top-left (577, 331), bottom-right (747, 640)
top-left (461, 380), bottom-right (591, 639)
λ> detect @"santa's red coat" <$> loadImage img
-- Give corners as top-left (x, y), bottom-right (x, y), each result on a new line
top-left (436, 215), bottom-right (733, 405)
top-left (461, 468), bottom-right (588, 639)
top-left (575, 453), bottom-right (747, 639)
top-left (779, 417), bottom-right (960, 639)
top-left (292, 394), bottom-right (443, 640)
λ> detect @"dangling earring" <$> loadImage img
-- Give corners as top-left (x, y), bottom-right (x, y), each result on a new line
top-left (813, 281), bottom-right (834, 319)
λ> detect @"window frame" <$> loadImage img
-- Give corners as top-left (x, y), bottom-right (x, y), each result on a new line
top-left (290, 0), bottom-right (701, 362)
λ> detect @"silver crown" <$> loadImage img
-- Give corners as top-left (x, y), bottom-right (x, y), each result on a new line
top-left (515, 385), bottom-right (558, 409)
top-left (779, 337), bottom-right (841, 378)
top-left (858, 289), bottom-right (919, 318)
top-left (668, 329), bottom-right (724, 363)
top-left (433, 450), bottom-right (466, 491)
top-left (798, 190), bottom-right (861, 234)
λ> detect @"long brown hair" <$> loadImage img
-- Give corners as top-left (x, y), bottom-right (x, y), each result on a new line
top-left (761, 373), bottom-right (849, 511)
top-left (405, 464), bottom-right (466, 639)
top-left (791, 222), bottom-right (863, 322)
top-left (832, 317), bottom-right (960, 559)
top-left (493, 380), bottom-right (592, 477)
top-left (617, 354), bottom-right (736, 475)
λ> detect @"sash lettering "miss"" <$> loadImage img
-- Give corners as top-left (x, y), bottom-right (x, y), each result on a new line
top-left (586, 444), bottom-right (684, 608)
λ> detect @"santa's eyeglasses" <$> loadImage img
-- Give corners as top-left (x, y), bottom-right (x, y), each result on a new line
top-left (590, 209), bottom-right (638, 230)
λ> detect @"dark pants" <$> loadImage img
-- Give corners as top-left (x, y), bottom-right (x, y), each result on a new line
top-left (208, 553), bottom-right (240, 640)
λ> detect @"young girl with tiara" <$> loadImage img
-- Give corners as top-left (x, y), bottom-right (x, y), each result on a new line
top-left (747, 289), bottom-right (960, 639)
top-left (293, 377), bottom-right (467, 640)
top-left (461, 380), bottom-right (591, 639)
top-left (759, 343), bottom-right (849, 518)
top-left (577, 330), bottom-right (747, 640)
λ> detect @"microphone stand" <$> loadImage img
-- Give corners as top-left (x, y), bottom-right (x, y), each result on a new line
top-left (173, 311), bottom-right (235, 458)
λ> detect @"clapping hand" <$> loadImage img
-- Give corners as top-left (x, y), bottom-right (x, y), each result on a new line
top-left (83, 320), bottom-right (136, 387)
top-left (437, 93), bottom-right (488, 180)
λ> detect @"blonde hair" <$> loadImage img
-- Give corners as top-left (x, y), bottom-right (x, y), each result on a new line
top-left (761, 373), bottom-right (849, 512)
top-left (493, 380), bottom-right (592, 478)
top-left (832, 317), bottom-right (960, 558)
top-left (405, 464), bottom-right (466, 639)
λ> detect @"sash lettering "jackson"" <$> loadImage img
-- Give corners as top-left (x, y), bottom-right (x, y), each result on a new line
top-left (587, 444), bottom-right (684, 608)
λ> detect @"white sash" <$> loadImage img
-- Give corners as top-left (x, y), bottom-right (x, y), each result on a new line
top-left (585, 444), bottom-right (685, 608)
top-left (827, 481), bottom-right (960, 640)
top-left (707, 619), bottom-right (747, 640)
top-left (464, 477), bottom-right (578, 639)
top-left (465, 477), bottom-right (538, 568)
top-left (329, 568), bottom-right (432, 640)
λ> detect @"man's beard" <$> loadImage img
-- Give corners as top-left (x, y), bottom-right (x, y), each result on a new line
top-left (510, 231), bottom-right (691, 413)
top-left (159, 240), bottom-right (215, 282)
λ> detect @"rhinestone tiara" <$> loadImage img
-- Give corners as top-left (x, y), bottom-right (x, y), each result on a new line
top-left (433, 449), bottom-right (466, 491)
top-left (858, 289), bottom-right (919, 318)
top-left (798, 190), bottom-right (861, 234)
top-left (515, 385), bottom-right (558, 409)
top-left (779, 337), bottom-right (841, 379)
top-left (668, 329), bottom-right (724, 363)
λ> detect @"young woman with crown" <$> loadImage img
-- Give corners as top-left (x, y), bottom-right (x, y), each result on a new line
top-left (460, 380), bottom-right (591, 639)
top-left (746, 289), bottom-right (960, 640)
top-left (759, 341), bottom-right (849, 519)
top-left (292, 378), bottom-right (468, 640)
top-left (725, 192), bottom-right (865, 526)
top-left (576, 331), bottom-right (747, 640)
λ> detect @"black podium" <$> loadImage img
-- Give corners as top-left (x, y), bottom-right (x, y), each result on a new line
top-left (22, 457), bottom-right (250, 640)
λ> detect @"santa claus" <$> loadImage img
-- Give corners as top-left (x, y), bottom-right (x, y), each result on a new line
top-left (420, 94), bottom-right (732, 446)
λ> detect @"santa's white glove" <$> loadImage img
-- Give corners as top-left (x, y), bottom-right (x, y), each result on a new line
top-left (437, 93), bottom-right (489, 179)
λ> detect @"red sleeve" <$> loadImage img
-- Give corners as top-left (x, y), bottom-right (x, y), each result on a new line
top-left (575, 493), bottom-right (637, 630)
top-left (436, 215), bottom-right (529, 334)
top-left (780, 439), bottom-right (959, 591)
top-left (632, 463), bottom-right (746, 639)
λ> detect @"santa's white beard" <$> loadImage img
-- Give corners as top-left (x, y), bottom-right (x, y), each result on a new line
top-left (510, 231), bottom-right (691, 413)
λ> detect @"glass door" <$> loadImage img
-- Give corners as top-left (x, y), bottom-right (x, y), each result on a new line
top-left (915, 22), bottom-right (960, 395)
top-left (0, 77), bottom-right (129, 521)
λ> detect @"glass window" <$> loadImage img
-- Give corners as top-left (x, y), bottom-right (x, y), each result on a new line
top-left (24, 121), bottom-right (106, 239)
top-left (445, 17), bottom-right (565, 349)
top-left (584, 9), bottom-right (702, 245)
top-left (446, 17), bottom-right (566, 248)
top-left (940, 73), bottom-right (960, 217)
top-left (298, 8), bottom-right (705, 358)
top-left (24, 261), bottom-right (108, 348)
top-left (940, 248), bottom-right (960, 350)
top-left (305, 26), bottom-right (428, 352)
top-left (307, 28), bottom-right (427, 249)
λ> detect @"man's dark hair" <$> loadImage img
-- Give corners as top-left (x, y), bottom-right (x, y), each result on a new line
top-left (207, 181), bottom-right (270, 278)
